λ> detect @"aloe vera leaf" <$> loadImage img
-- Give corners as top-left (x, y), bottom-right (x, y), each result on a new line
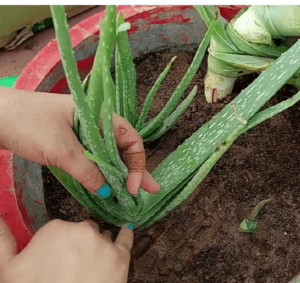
top-left (194, 5), bottom-right (228, 27)
top-left (287, 77), bottom-right (300, 89)
top-left (100, 21), bottom-right (128, 178)
top-left (134, 173), bottom-right (197, 228)
top-left (232, 6), bottom-right (273, 45)
top-left (48, 165), bottom-right (91, 208)
top-left (268, 5), bottom-right (300, 38)
top-left (117, 22), bottom-right (130, 33)
top-left (50, 6), bottom-right (107, 159)
top-left (209, 26), bottom-right (241, 54)
top-left (239, 198), bottom-right (271, 233)
top-left (141, 124), bottom-right (246, 228)
top-left (135, 56), bottom-right (177, 131)
top-left (115, 44), bottom-right (124, 117)
top-left (83, 150), bottom-right (124, 179)
top-left (145, 85), bottom-right (198, 141)
top-left (226, 8), bottom-right (287, 58)
top-left (141, 89), bottom-right (300, 227)
top-left (252, 5), bottom-right (283, 39)
top-left (83, 151), bottom-right (140, 217)
top-left (207, 55), bottom-right (253, 78)
top-left (248, 198), bottom-right (272, 221)
top-left (124, 161), bottom-right (198, 227)
top-left (195, 6), bottom-right (241, 54)
top-left (73, 71), bottom-right (91, 146)
top-left (116, 12), bottom-right (137, 126)
top-left (242, 90), bottom-right (300, 133)
top-left (210, 51), bottom-right (275, 73)
top-left (139, 19), bottom-right (218, 139)
top-left (86, 5), bottom-right (117, 124)
top-left (288, 272), bottom-right (300, 283)
top-left (140, 41), bottom-right (300, 213)
top-left (135, 89), bottom-right (300, 227)
top-left (48, 166), bottom-right (126, 225)
top-left (239, 219), bottom-right (259, 233)
top-left (82, 70), bottom-right (92, 93)
top-left (99, 22), bottom-right (140, 218)
top-left (51, 6), bottom-right (137, 218)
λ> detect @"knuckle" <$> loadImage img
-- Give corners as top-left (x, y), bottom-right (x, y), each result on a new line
top-left (43, 219), bottom-right (72, 239)
top-left (117, 243), bottom-right (131, 256)
top-left (47, 219), bottom-right (66, 232)
top-left (79, 221), bottom-right (96, 234)
top-left (81, 167), bottom-right (104, 190)
top-left (58, 145), bottom-right (77, 163)
top-left (77, 223), bottom-right (99, 241)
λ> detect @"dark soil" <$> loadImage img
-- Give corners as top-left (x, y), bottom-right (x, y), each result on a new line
top-left (43, 50), bottom-right (300, 283)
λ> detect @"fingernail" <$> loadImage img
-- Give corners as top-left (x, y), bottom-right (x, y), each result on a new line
top-left (97, 183), bottom-right (111, 199)
top-left (127, 224), bottom-right (134, 230)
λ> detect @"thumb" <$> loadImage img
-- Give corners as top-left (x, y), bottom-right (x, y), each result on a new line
top-left (114, 224), bottom-right (134, 263)
top-left (0, 217), bottom-right (17, 267)
top-left (57, 128), bottom-right (110, 198)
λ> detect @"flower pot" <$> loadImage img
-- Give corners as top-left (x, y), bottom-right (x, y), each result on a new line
top-left (2, 5), bottom-right (243, 250)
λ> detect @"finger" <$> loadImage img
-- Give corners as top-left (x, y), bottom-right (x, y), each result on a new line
top-left (0, 217), bottom-right (17, 267)
top-left (141, 170), bottom-right (161, 194)
top-left (126, 172), bottom-right (143, 195)
top-left (56, 128), bottom-right (111, 198)
top-left (114, 224), bottom-right (134, 258)
top-left (112, 113), bottom-right (145, 195)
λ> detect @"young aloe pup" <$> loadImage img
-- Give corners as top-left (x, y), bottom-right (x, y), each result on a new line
top-left (50, 5), bottom-right (300, 229)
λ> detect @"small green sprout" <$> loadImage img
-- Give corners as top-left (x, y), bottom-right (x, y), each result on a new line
top-left (239, 198), bottom-right (272, 233)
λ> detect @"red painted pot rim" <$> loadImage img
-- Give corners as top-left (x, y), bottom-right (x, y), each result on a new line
top-left (4, 5), bottom-right (243, 251)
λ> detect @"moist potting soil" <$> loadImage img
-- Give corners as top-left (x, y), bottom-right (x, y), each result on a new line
top-left (43, 50), bottom-right (300, 283)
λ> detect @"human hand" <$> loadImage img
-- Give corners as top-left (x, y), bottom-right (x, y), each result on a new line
top-left (0, 217), bottom-right (133, 283)
top-left (0, 87), bottom-right (160, 196)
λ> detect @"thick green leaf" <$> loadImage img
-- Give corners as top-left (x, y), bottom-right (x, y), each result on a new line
top-left (139, 19), bottom-right (218, 139)
top-left (146, 85), bottom-right (198, 141)
top-left (116, 12), bottom-right (137, 126)
top-left (135, 56), bottom-right (177, 131)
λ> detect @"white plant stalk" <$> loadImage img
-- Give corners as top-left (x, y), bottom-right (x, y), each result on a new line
top-left (196, 5), bottom-right (300, 103)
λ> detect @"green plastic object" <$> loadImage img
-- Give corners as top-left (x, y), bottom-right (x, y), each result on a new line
top-left (0, 76), bottom-right (19, 87)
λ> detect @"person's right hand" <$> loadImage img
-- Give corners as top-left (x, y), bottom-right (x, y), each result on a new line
top-left (0, 217), bottom-right (134, 283)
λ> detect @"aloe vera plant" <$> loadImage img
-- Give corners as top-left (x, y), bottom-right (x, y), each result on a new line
top-left (195, 5), bottom-right (300, 103)
top-left (50, 5), bottom-right (300, 229)
top-left (239, 198), bottom-right (271, 233)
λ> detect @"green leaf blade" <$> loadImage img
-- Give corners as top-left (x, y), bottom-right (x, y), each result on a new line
top-left (135, 56), bottom-right (177, 131)
top-left (146, 85), bottom-right (198, 141)
top-left (139, 20), bottom-right (218, 139)
top-left (116, 12), bottom-right (137, 126)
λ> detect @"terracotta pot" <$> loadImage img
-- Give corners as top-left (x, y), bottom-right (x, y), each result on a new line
top-left (0, 5), bottom-right (243, 251)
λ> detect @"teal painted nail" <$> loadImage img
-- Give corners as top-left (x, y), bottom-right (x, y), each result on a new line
top-left (127, 224), bottom-right (134, 230)
top-left (97, 183), bottom-right (111, 199)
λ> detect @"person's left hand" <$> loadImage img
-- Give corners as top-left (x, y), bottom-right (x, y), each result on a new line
top-left (0, 217), bottom-right (134, 283)
top-left (0, 87), bottom-right (160, 196)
